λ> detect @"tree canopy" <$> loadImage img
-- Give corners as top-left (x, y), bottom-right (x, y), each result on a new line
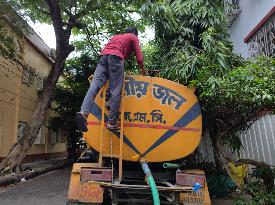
top-left (140, 0), bottom-right (242, 82)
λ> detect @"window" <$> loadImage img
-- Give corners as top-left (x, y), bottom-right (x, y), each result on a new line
top-left (18, 121), bottom-right (27, 138)
top-left (49, 129), bottom-right (66, 144)
top-left (245, 8), bottom-right (275, 57)
top-left (33, 126), bottom-right (46, 144)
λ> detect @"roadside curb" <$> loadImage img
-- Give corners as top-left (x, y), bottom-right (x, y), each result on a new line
top-left (0, 159), bottom-right (73, 186)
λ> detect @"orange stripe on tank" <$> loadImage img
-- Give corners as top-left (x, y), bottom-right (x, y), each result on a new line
top-left (87, 121), bottom-right (200, 132)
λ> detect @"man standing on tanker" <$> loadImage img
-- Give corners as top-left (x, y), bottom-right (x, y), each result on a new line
top-left (76, 27), bottom-right (145, 132)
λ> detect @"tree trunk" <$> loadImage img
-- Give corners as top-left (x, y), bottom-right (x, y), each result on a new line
top-left (210, 136), bottom-right (225, 171)
top-left (207, 125), bottom-right (225, 171)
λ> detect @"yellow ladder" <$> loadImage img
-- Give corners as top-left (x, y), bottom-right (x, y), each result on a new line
top-left (98, 78), bottom-right (125, 182)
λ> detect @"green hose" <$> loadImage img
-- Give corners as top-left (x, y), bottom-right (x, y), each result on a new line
top-left (163, 162), bottom-right (182, 168)
top-left (140, 160), bottom-right (160, 205)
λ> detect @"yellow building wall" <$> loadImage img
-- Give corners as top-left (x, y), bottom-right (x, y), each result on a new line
top-left (0, 20), bottom-right (66, 160)
top-left (23, 42), bottom-right (51, 76)
top-left (0, 58), bottom-right (22, 156)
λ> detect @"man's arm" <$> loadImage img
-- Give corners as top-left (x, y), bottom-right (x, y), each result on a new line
top-left (132, 36), bottom-right (145, 75)
top-left (139, 64), bottom-right (146, 75)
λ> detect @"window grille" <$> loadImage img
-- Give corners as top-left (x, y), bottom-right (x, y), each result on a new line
top-left (247, 13), bottom-right (275, 57)
top-left (36, 74), bottom-right (44, 91)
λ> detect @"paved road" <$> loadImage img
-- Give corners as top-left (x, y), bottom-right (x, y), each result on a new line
top-left (0, 166), bottom-right (72, 205)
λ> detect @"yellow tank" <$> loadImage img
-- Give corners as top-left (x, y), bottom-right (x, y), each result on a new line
top-left (84, 75), bottom-right (202, 162)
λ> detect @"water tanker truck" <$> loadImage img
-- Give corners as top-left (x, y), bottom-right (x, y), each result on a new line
top-left (67, 75), bottom-right (211, 204)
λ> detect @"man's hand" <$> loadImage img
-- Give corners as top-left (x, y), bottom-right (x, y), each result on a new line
top-left (139, 65), bottom-right (146, 76)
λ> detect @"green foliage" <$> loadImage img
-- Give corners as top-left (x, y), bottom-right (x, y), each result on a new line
top-left (140, 0), bottom-right (238, 83)
top-left (0, 20), bottom-right (23, 63)
top-left (195, 57), bottom-right (275, 106)
top-left (235, 167), bottom-right (275, 205)
top-left (191, 57), bottom-right (275, 151)
top-left (2, 0), bottom-right (146, 56)
top-left (68, 0), bottom-right (146, 55)
top-left (0, 1), bottom-right (26, 65)
top-left (207, 174), bottom-right (236, 198)
top-left (142, 42), bottom-right (160, 76)
top-left (193, 57), bottom-right (275, 146)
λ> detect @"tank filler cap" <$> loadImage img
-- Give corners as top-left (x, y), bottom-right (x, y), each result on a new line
top-left (192, 183), bottom-right (201, 193)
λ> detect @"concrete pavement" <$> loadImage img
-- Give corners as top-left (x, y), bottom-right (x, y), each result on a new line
top-left (0, 166), bottom-right (72, 205)
top-left (0, 158), bottom-right (72, 186)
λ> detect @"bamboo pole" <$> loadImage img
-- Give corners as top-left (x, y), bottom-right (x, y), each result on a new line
top-left (119, 77), bottom-right (125, 182)
top-left (99, 85), bottom-right (107, 166)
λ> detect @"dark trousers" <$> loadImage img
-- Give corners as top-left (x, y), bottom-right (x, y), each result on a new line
top-left (80, 55), bottom-right (124, 124)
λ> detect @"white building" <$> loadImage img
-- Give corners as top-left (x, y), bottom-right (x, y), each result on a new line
top-left (227, 0), bottom-right (275, 58)
top-left (227, 0), bottom-right (275, 165)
